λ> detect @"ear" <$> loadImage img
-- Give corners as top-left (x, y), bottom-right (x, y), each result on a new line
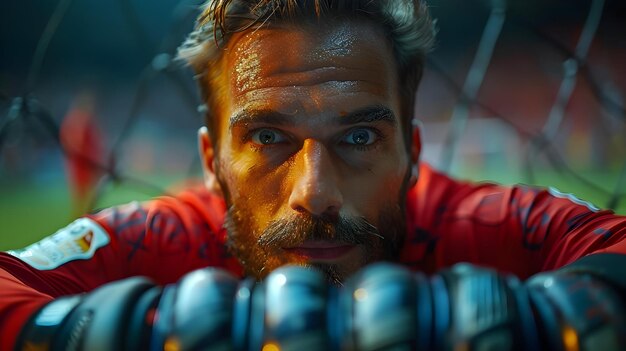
top-left (408, 122), bottom-right (422, 188)
top-left (198, 127), bottom-right (224, 197)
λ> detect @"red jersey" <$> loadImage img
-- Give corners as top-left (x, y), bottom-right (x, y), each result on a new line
top-left (1, 163), bottom-right (625, 348)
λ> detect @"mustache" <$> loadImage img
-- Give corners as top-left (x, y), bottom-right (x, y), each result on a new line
top-left (257, 214), bottom-right (383, 249)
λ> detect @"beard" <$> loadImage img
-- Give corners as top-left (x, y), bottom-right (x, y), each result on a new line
top-left (223, 203), bottom-right (406, 284)
top-left (215, 150), bottom-right (414, 284)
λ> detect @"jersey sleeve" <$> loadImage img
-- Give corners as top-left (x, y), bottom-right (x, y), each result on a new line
top-left (0, 258), bottom-right (53, 350)
top-left (401, 163), bottom-right (626, 279)
top-left (0, 187), bottom-right (239, 350)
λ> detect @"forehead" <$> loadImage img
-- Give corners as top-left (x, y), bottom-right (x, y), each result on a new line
top-left (217, 19), bottom-right (400, 127)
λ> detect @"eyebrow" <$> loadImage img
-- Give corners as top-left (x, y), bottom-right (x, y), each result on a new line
top-left (229, 105), bottom-right (396, 130)
top-left (341, 105), bottom-right (396, 125)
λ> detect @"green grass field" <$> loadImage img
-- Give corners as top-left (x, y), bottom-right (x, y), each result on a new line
top-left (0, 169), bottom-right (624, 251)
top-left (0, 176), bottom-right (166, 251)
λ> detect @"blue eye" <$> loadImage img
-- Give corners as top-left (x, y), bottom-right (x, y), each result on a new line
top-left (251, 129), bottom-right (286, 145)
top-left (343, 128), bottom-right (377, 145)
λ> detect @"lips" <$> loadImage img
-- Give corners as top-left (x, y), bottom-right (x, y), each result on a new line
top-left (283, 241), bottom-right (356, 261)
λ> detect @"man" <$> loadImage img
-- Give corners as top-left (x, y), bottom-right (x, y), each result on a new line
top-left (1, 1), bottom-right (625, 350)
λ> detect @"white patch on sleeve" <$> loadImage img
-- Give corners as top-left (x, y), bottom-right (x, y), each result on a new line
top-left (7, 218), bottom-right (111, 270)
top-left (548, 187), bottom-right (600, 212)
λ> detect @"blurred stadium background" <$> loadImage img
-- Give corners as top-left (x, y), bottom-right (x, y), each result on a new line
top-left (0, 0), bottom-right (625, 251)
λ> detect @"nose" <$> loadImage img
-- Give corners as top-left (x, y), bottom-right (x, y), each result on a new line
top-left (288, 139), bottom-right (343, 217)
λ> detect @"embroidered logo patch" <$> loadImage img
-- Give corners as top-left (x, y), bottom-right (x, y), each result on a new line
top-left (8, 218), bottom-right (110, 270)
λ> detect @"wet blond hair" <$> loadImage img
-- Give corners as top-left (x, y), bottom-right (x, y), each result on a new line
top-left (178, 0), bottom-right (436, 146)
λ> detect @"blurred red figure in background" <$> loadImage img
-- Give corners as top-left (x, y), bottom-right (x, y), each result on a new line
top-left (60, 92), bottom-right (105, 217)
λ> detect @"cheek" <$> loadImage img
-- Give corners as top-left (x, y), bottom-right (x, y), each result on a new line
top-left (220, 152), bottom-right (289, 230)
top-left (342, 154), bottom-right (408, 216)
top-left (219, 147), bottom-right (266, 197)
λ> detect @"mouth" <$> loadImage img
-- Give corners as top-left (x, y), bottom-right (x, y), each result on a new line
top-left (282, 240), bottom-right (357, 261)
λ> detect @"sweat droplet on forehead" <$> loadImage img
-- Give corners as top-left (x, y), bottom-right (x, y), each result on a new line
top-left (307, 22), bottom-right (358, 62)
top-left (234, 49), bottom-right (260, 93)
top-left (224, 20), bottom-right (399, 111)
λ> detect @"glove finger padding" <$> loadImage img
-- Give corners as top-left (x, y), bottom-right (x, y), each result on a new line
top-left (439, 263), bottom-right (540, 351)
top-left (16, 276), bottom-right (159, 351)
top-left (16, 263), bottom-right (626, 351)
top-left (339, 263), bottom-right (420, 351)
top-left (252, 266), bottom-right (330, 351)
top-left (232, 277), bottom-right (256, 351)
top-left (126, 284), bottom-right (162, 350)
top-left (245, 263), bottom-right (544, 351)
top-left (151, 267), bottom-right (239, 351)
top-left (57, 277), bottom-right (158, 351)
top-left (527, 272), bottom-right (626, 351)
top-left (15, 295), bottom-right (83, 350)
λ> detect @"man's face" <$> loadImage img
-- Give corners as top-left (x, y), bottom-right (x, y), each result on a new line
top-left (201, 20), bottom-right (417, 283)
